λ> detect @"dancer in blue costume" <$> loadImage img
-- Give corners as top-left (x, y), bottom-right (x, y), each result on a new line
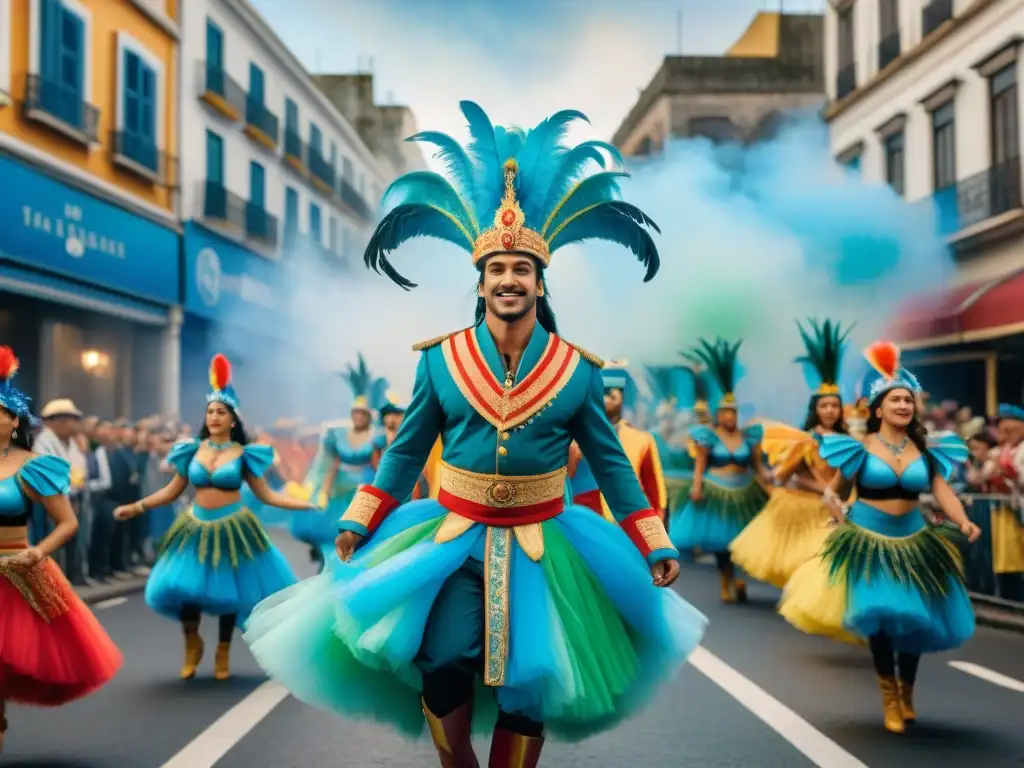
top-left (290, 355), bottom-right (382, 569)
top-left (780, 340), bottom-right (980, 734)
top-left (373, 392), bottom-right (430, 501)
top-left (243, 101), bottom-right (707, 768)
top-left (114, 355), bottom-right (315, 681)
top-left (241, 429), bottom-right (292, 529)
top-left (646, 365), bottom-right (708, 518)
top-left (669, 338), bottom-right (770, 603)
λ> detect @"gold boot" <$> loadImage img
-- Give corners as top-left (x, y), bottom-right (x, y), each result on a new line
top-left (422, 698), bottom-right (478, 768)
top-left (734, 578), bottom-right (748, 604)
top-left (877, 676), bottom-right (905, 733)
top-left (898, 681), bottom-right (916, 722)
top-left (489, 726), bottom-right (544, 768)
top-left (214, 642), bottom-right (231, 680)
top-left (180, 630), bottom-right (204, 680)
top-left (719, 572), bottom-right (734, 602)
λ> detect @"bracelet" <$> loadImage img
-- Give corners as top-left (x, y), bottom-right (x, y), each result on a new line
top-left (136, 500), bottom-right (147, 514)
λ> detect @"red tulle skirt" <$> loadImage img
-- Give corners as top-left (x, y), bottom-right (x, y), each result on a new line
top-left (0, 558), bottom-right (122, 705)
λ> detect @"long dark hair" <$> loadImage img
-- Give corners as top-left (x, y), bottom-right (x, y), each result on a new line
top-left (801, 394), bottom-right (849, 434)
top-left (197, 403), bottom-right (249, 446)
top-left (473, 259), bottom-right (559, 334)
top-left (865, 388), bottom-right (932, 473)
top-left (2, 407), bottom-right (33, 451)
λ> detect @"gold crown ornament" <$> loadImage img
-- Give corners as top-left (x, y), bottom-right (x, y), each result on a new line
top-left (471, 160), bottom-right (551, 266)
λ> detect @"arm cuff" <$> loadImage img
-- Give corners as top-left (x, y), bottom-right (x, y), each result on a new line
top-left (621, 509), bottom-right (679, 565)
top-left (338, 486), bottom-right (399, 537)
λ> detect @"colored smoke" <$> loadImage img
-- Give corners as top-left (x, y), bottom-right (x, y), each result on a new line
top-left (233, 112), bottom-right (956, 426)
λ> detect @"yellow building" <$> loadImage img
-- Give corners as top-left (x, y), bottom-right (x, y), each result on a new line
top-left (0, 0), bottom-right (184, 420)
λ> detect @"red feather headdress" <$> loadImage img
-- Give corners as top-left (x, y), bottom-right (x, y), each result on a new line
top-left (863, 340), bottom-right (900, 381)
top-left (0, 346), bottom-right (19, 383)
top-left (208, 353), bottom-right (232, 392)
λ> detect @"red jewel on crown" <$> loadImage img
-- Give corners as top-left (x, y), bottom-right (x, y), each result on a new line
top-left (501, 232), bottom-right (515, 250)
top-left (501, 209), bottom-right (516, 227)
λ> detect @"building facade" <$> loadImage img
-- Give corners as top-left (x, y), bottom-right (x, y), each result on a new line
top-left (0, 0), bottom-right (181, 419)
top-left (823, 0), bottom-right (1024, 411)
top-left (178, 0), bottom-right (388, 426)
top-left (612, 12), bottom-right (825, 155)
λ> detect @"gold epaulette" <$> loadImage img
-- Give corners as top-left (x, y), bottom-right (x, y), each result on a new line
top-left (412, 328), bottom-right (470, 352)
top-left (561, 339), bottom-right (605, 368)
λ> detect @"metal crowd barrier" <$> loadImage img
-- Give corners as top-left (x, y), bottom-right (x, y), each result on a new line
top-left (921, 492), bottom-right (1024, 606)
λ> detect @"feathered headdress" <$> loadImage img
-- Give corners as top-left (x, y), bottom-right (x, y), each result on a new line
top-left (207, 354), bottom-right (241, 411)
top-left (863, 340), bottom-right (922, 402)
top-left (795, 319), bottom-right (853, 398)
top-left (645, 366), bottom-right (678, 406)
top-left (378, 389), bottom-right (408, 420)
top-left (0, 347), bottom-right (31, 417)
top-left (339, 353), bottom-right (387, 413)
top-left (685, 364), bottom-right (711, 414)
top-left (683, 338), bottom-right (743, 411)
top-left (365, 101), bottom-right (661, 289)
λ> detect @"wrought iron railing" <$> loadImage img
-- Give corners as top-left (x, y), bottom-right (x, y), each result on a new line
top-left (284, 128), bottom-right (304, 165)
top-left (24, 73), bottom-right (100, 142)
top-left (308, 148), bottom-right (335, 190)
top-left (201, 180), bottom-right (246, 229)
top-left (245, 98), bottom-right (279, 143)
top-left (339, 177), bottom-right (373, 223)
top-left (198, 61), bottom-right (245, 118)
top-left (245, 202), bottom-right (279, 247)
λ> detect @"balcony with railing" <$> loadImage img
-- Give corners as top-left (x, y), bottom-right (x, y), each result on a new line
top-left (308, 148), bottom-right (335, 195)
top-left (244, 98), bottom-right (279, 150)
top-left (283, 128), bottom-right (305, 174)
top-left (198, 61), bottom-right (244, 121)
top-left (919, 157), bottom-right (1023, 241)
top-left (339, 178), bottom-right (374, 223)
top-left (836, 63), bottom-right (856, 101)
top-left (878, 31), bottom-right (901, 71)
top-left (245, 202), bottom-right (279, 248)
top-left (110, 130), bottom-right (177, 186)
top-left (23, 73), bottom-right (99, 145)
top-left (201, 179), bottom-right (246, 230)
top-left (922, 0), bottom-right (953, 39)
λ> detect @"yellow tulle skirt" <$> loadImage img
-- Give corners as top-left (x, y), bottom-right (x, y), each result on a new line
top-left (991, 505), bottom-right (1024, 574)
top-left (777, 555), bottom-right (864, 646)
top-left (728, 487), bottom-right (832, 589)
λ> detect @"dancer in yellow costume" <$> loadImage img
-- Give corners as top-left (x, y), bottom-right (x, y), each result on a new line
top-left (730, 319), bottom-right (852, 589)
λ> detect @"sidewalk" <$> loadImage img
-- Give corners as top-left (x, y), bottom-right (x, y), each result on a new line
top-left (76, 574), bottom-right (149, 605)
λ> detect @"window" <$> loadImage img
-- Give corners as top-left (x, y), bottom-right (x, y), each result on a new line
top-left (205, 18), bottom-right (223, 93)
top-left (342, 156), bottom-right (353, 183)
top-left (931, 101), bottom-right (956, 191)
top-left (836, 7), bottom-right (855, 99)
top-left (120, 45), bottom-right (157, 171)
top-left (330, 141), bottom-right (337, 170)
top-left (310, 123), bottom-right (322, 156)
top-left (205, 129), bottom-right (223, 183)
top-left (249, 161), bottom-right (265, 207)
top-left (284, 186), bottom-right (299, 245)
top-left (39, 0), bottom-right (87, 127)
top-left (285, 97), bottom-right (298, 131)
top-left (884, 131), bottom-right (905, 196)
top-left (878, 0), bottom-right (900, 70)
top-left (329, 216), bottom-right (337, 253)
top-left (1, 0), bottom-right (12, 95)
top-left (309, 202), bottom-right (322, 244)
top-left (248, 62), bottom-right (263, 104)
top-left (990, 64), bottom-right (1020, 165)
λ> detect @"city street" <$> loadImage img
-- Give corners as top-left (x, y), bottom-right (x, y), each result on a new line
top-left (3, 532), bottom-right (1022, 768)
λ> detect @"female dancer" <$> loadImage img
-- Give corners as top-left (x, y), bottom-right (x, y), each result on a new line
top-left (114, 354), bottom-right (314, 680)
top-left (669, 338), bottom-right (770, 603)
top-left (730, 319), bottom-right (851, 589)
top-left (290, 355), bottom-right (380, 568)
top-left (0, 347), bottom-right (121, 754)
top-left (780, 340), bottom-right (979, 733)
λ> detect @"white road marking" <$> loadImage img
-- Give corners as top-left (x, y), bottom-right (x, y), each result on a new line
top-left (947, 661), bottom-right (1024, 693)
top-left (158, 681), bottom-right (289, 768)
top-left (93, 597), bottom-right (127, 610)
top-left (689, 646), bottom-right (869, 768)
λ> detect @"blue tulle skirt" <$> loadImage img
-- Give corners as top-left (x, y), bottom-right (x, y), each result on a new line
top-left (780, 502), bottom-right (975, 653)
top-left (241, 480), bottom-right (291, 529)
top-left (146, 501), bottom-right (297, 625)
top-left (669, 471), bottom-right (768, 552)
top-left (243, 499), bottom-right (707, 741)
top-left (147, 504), bottom-right (177, 543)
top-left (289, 492), bottom-right (348, 545)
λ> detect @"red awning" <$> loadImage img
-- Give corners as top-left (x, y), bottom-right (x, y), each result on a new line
top-left (890, 267), bottom-right (1024, 347)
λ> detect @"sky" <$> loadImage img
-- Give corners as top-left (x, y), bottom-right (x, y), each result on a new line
top-left (250, 0), bottom-right (829, 145)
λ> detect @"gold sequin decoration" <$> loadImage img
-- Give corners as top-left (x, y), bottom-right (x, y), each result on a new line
top-left (513, 523), bottom-right (545, 562)
top-left (484, 526), bottom-right (512, 687)
top-left (157, 506), bottom-right (270, 568)
top-left (634, 516), bottom-right (674, 554)
top-left (412, 328), bottom-right (466, 353)
top-left (438, 462), bottom-right (566, 509)
top-left (341, 490), bottom-right (384, 529)
top-left (0, 558), bottom-right (70, 623)
top-left (564, 341), bottom-right (605, 368)
top-left (434, 511), bottom-right (477, 543)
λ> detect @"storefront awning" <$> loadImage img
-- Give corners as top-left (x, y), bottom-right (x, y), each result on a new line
top-left (0, 262), bottom-right (171, 325)
top-left (889, 267), bottom-right (1024, 349)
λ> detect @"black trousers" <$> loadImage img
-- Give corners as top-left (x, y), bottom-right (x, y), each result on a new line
top-left (868, 633), bottom-right (920, 685)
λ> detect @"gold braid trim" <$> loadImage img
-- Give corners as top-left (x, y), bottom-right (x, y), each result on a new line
top-left (0, 559), bottom-right (70, 623)
top-left (412, 328), bottom-right (470, 353)
top-left (562, 340), bottom-right (605, 368)
top-left (157, 506), bottom-right (271, 569)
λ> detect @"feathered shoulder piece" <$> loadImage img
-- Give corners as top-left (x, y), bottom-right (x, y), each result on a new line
top-left (795, 318), bottom-right (853, 397)
top-left (206, 354), bottom-right (241, 411)
top-left (683, 338), bottom-right (743, 409)
top-left (365, 101), bottom-right (660, 289)
top-left (863, 340), bottom-right (921, 402)
top-left (0, 346), bottom-right (31, 416)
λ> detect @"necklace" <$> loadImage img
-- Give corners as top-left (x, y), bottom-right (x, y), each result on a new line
top-left (1, 446), bottom-right (8, 458)
top-left (208, 440), bottom-right (233, 450)
top-left (877, 434), bottom-right (910, 456)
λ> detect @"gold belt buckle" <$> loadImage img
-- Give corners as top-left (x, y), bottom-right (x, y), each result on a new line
top-left (486, 480), bottom-right (517, 507)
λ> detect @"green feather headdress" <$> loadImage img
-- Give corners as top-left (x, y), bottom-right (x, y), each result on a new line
top-left (682, 338), bottom-right (743, 411)
top-left (365, 101), bottom-right (661, 289)
top-left (338, 353), bottom-right (387, 412)
top-left (794, 319), bottom-right (854, 397)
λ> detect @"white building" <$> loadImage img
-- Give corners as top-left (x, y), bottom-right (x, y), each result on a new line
top-left (823, 0), bottom-right (1024, 411)
top-left (176, 0), bottom-right (389, 423)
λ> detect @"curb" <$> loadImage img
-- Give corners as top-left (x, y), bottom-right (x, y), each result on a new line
top-left (972, 600), bottom-right (1024, 635)
top-left (77, 577), bottom-right (148, 605)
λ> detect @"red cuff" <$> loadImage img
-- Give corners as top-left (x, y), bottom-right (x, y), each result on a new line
top-left (621, 508), bottom-right (676, 561)
top-left (340, 485), bottom-right (399, 536)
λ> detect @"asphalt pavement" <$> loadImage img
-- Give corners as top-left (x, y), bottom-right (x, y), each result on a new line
top-left (2, 531), bottom-right (1022, 767)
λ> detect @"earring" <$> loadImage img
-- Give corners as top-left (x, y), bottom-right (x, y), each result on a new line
top-left (11, 429), bottom-right (16, 438)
